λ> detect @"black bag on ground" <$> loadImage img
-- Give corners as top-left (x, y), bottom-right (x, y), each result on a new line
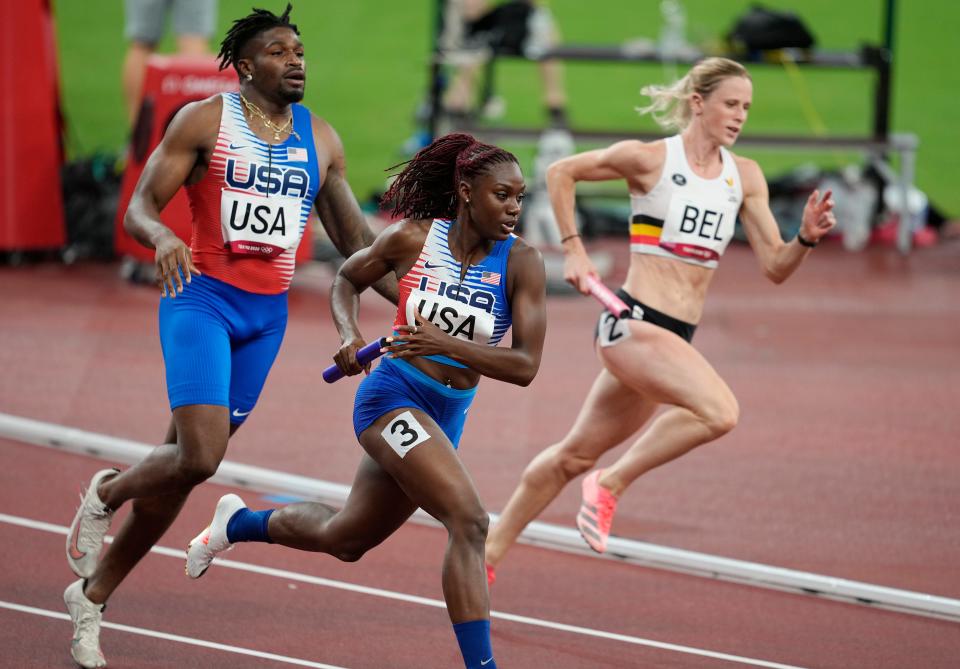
top-left (61, 153), bottom-right (121, 263)
top-left (727, 5), bottom-right (816, 52)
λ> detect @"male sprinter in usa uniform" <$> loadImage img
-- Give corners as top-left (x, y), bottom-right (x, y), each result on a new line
top-left (485, 57), bottom-right (837, 577)
top-left (185, 133), bottom-right (547, 669)
top-left (62, 6), bottom-right (395, 667)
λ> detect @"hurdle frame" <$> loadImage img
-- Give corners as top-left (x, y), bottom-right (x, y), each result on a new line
top-left (424, 0), bottom-right (919, 253)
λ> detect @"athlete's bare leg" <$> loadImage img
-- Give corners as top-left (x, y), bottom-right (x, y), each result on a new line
top-left (485, 368), bottom-right (656, 567)
top-left (594, 323), bottom-right (739, 496)
top-left (83, 490), bottom-right (191, 603)
top-left (83, 406), bottom-right (236, 604)
top-left (97, 406), bottom-right (231, 508)
top-left (368, 409), bottom-right (489, 623)
top-left (268, 409), bottom-right (489, 622)
top-left (487, 321), bottom-right (738, 565)
top-left (266, 454), bottom-right (419, 561)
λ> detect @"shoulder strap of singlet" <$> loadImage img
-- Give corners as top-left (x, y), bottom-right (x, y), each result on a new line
top-left (664, 134), bottom-right (685, 171)
top-left (493, 235), bottom-right (517, 275)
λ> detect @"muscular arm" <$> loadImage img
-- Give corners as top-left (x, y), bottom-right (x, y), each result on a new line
top-left (330, 221), bottom-right (421, 375)
top-left (435, 242), bottom-right (547, 387)
top-left (313, 116), bottom-right (399, 304)
top-left (737, 157), bottom-right (836, 284)
top-left (545, 140), bottom-right (661, 292)
top-left (123, 97), bottom-right (218, 294)
top-left (545, 140), bottom-right (654, 242)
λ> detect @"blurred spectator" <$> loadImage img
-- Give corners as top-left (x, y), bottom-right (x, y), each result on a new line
top-left (441, 0), bottom-right (568, 127)
top-left (122, 0), bottom-right (218, 124)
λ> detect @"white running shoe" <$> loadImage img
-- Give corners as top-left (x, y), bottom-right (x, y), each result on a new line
top-left (185, 493), bottom-right (246, 579)
top-left (66, 469), bottom-right (118, 578)
top-left (64, 579), bottom-right (106, 668)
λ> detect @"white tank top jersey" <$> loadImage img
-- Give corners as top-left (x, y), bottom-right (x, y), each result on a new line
top-left (185, 92), bottom-right (319, 294)
top-left (629, 135), bottom-right (743, 269)
top-left (394, 218), bottom-right (515, 368)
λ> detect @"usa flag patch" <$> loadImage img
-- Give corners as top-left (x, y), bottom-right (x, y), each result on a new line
top-left (287, 146), bottom-right (308, 162)
top-left (480, 271), bottom-right (501, 285)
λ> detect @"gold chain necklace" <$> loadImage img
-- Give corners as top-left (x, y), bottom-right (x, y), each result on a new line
top-left (239, 93), bottom-right (299, 142)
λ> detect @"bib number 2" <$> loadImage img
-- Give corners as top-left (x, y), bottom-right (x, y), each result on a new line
top-left (381, 410), bottom-right (431, 458)
top-left (598, 311), bottom-right (631, 348)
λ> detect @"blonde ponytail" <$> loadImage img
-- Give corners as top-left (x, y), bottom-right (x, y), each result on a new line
top-left (637, 57), bottom-right (750, 131)
top-left (637, 74), bottom-right (694, 132)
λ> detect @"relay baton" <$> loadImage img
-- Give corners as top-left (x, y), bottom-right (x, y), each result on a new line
top-left (322, 337), bottom-right (388, 383)
top-left (584, 275), bottom-right (630, 319)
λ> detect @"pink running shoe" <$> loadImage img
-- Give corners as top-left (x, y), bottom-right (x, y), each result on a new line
top-left (576, 469), bottom-right (618, 553)
top-left (486, 563), bottom-right (496, 587)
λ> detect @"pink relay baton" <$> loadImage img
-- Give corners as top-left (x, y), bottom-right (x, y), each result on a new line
top-left (584, 275), bottom-right (630, 318)
top-left (322, 337), bottom-right (388, 383)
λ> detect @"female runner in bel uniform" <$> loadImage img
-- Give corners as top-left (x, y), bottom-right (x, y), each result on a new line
top-left (485, 57), bottom-right (837, 577)
top-left (186, 133), bottom-right (547, 669)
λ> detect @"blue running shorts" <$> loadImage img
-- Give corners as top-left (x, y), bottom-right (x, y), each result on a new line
top-left (158, 273), bottom-right (287, 424)
top-left (353, 355), bottom-right (477, 448)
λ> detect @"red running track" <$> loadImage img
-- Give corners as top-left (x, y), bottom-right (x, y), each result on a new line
top-left (1, 238), bottom-right (959, 667)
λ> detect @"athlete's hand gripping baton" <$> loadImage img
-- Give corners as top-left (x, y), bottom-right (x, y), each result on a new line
top-left (584, 275), bottom-right (630, 318)
top-left (322, 337), bottom-right (388, 383)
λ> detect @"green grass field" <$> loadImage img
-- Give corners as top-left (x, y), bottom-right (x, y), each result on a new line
top-left (54, 1), bottom-right (959, 216)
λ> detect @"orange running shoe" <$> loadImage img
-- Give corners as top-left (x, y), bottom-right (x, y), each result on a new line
top-left (576, 469), bottom-right (618, 553)
top-left (486, 563), bottom-right (496, 587)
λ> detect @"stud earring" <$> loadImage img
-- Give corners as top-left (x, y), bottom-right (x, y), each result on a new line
top-left (246, 74), bottom-right (253, 81)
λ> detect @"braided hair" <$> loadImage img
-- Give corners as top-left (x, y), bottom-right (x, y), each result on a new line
top-left (217, 3), bottom-right (299, 74)
top-left (383, 133), bottom-right (519, 220)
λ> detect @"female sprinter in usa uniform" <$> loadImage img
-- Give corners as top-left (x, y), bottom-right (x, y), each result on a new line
top-left (485, 57), bottom-right (836, 575)
top-left (186, 133), bottom-right (547, 669)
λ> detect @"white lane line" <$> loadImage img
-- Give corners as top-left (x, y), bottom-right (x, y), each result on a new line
top-left (2, 512), bottom-right (805, 668)
top-left (4, 411), bottom-right (955, 622)
top-left (0, 600), bottom-right (350, 669)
